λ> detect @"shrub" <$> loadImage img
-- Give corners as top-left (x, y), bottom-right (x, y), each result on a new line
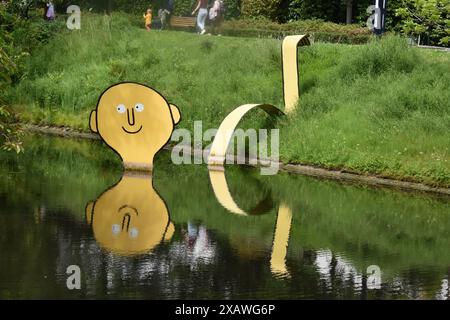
top-left (241, 0), bottom-right (282, 20)
top-left (172, 0), bottom-right (197, 16)
top-left (220, 18), bottom-right (372, 44)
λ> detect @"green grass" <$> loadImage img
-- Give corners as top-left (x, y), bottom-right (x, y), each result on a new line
top-left (5, 13), bottom-right (450, 187)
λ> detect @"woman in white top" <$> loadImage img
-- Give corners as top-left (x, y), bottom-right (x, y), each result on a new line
top-left (209, 0), bottom-right (224, 35)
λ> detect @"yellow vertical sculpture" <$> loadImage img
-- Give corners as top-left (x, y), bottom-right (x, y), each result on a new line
top-left (282, 35), bottom-right (310, 113)
top-left (207, 35), bottom-right (310, 168)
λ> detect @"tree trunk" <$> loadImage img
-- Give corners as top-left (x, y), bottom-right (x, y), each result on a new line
top-left (346, 0), bottom-right (353, 24)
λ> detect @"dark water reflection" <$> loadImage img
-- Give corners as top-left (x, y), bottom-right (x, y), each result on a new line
top-left (0, 135), bottom-right (449, 299)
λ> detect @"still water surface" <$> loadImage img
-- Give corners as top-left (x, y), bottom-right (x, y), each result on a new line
top-left (0, 135), bottom-right (449, 299)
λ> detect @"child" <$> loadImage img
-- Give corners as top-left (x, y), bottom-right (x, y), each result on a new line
top-left (143, 9), bottom-right (152, 31)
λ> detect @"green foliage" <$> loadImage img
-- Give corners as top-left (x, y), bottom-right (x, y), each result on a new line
top-left (221, 18), bottom-right (372, 43)
top-left (0, 106), bottom-right (23, 153)
top-left (0, 1), bottom-right (65, 152)
top-left (172, 0), bottom-right (197, 16)
top-left (241, 0), bottom-right (282, 21)
top-left (223, 0), bottom-right (242, 19)
top-left (0, 3), bottom-right (23, 152)
top-left (396, 0), bottom-right (450, 47)
top-left (287, 0), bottom-right (348, 22)
top-left (4, 14), bottom-right (449, 186)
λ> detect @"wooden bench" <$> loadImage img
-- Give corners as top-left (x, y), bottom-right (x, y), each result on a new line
top-left (170, 16), bottom-right (196, 30)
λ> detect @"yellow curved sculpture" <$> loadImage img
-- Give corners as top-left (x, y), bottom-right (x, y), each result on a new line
top-left (90, 82), bottom-right (181, 171)
top-left (207, 35), bottom-right (310, 168)
top-left (205, 35), bottom-right (307, 276)
top-left (85, 171), bottom-right (174, 255)
top-left (208, 104), bottom-right (284, 167)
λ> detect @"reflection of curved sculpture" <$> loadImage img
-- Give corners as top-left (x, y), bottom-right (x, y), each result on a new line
top-left (85, 172), bottom-right (174, 255)
top-left (207, 35), bottom-right (310, 168)
top-left (209, 168), bottom-right (293, 278)
top-left (208, 170), bottom-right (274, 216)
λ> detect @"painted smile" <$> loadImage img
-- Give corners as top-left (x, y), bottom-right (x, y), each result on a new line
top-left (122, 125), bottom-right (143, 134)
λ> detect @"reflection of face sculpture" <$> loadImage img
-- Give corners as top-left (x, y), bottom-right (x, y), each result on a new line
top-left (86, 173), bottom-right (174, 255)
top-left (90, 82), bottom-right (181, 170)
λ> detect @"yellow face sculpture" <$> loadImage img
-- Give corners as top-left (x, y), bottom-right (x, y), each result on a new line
top-left (86, 172), bottom-right (175, 255)
top-left (90, 82), bottom-right (181, 171)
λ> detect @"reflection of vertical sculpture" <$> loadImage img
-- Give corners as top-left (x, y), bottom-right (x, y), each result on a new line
top-left (89, 82), bottom-right (181, 171)
top-left (270, 204), bottom-right (293, 279)
top-left (206, 35), bottom-right (309, 276)
top-left (209, 169), bottom-right (293, 278)
top-left (85, 172), bottom-right (174, 255)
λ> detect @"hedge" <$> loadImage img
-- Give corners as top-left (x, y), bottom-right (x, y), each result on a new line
top-left (219, 18), bottom-right (373, 44)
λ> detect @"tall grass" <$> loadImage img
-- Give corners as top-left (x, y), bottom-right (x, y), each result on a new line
top-left (5, 13), bottom-right (450, 187)
top-left (282, 36), bottom-right (450, 186)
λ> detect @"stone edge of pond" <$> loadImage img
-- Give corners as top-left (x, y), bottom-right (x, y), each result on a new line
top-left (25, 124), bottom-right (450, 197)
top-left (25, 124), bottom-right (100, 140)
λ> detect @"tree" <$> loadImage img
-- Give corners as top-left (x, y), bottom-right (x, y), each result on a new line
top-left (0, 47), bottom-right (23, 153)
top-left (241, 0), bottom-right (283, 21)
top-left (0, 3), bottom-right (23, 152)
top-left (396, 0), bottom-right (450, 46)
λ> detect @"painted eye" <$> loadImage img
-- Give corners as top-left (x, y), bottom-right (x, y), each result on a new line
top-left (116, 104), bottom-right (126, 114)
top-left (135, 103), bottom-right (144, 112)
top-left (112, 224), bottom-right (121, 235)
top-left (129, 228), bottom-right (139, 239)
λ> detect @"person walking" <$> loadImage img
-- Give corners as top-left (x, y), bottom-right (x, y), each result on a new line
top-left (209, 0), bottom-right (225, 35)
top-left (46, 1), bottom-right (56, 21)
top-left (159, 0), bottom-right (174, 30)
top-left (192, 0), bottom-right (208, 35)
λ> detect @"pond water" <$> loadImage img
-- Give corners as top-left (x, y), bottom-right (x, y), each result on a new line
top-left (0, 135), bottom-right (449, 299)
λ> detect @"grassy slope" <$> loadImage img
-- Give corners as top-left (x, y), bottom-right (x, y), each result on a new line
top-left (6, 13), bottom-right (450, 187)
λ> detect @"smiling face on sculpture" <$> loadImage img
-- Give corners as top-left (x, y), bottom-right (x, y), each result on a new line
top-left (90, 82), bottom-right (181, 170)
